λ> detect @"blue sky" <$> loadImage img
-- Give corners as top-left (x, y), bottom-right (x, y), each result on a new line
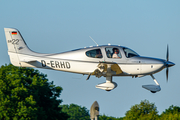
top-left (0, 0), bottom-right (179, 117)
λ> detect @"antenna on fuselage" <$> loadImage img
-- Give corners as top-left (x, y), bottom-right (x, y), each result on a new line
top-left (89, 36), bottom-right (98, 46)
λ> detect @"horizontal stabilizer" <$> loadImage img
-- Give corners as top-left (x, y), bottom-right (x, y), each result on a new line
top-left (20, 59), bottom-right (37, 63)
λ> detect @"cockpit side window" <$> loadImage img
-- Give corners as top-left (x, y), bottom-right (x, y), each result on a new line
top-left (105, 47), bottom-right (122, 58)
top-left (86, 49), bottom-right (103, 58)
top-left (123, 48), bottom-right (139, 58)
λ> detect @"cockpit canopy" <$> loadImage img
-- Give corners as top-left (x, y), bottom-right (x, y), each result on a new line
top-left (86, 49), bottom-right (103, 58)
top-left (85, 46), bottom-right (139, 59)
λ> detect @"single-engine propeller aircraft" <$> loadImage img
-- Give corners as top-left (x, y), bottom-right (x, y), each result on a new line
top-left (4, 28), bottom-right (175, 93)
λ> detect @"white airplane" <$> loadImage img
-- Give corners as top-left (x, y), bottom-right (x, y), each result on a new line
top-left (4, 28), bottom-right (175, 93)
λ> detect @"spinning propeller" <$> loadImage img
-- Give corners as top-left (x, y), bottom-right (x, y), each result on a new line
top-left (165, 45), bottom-right (175, 82)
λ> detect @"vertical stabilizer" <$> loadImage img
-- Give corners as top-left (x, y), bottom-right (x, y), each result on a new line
top-left (4, 28), bottom-right (35, 66)
top-left (4, 28), bottom-right (34, 54)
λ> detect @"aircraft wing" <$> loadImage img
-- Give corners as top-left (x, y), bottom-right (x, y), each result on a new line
top-left (111, 64), bottom-right (123, 74)
top-left (89, 61), bottom-right (123, 79)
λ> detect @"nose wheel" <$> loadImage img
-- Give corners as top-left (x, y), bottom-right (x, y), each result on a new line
top-left (142, 74), bottom-right (161, 93)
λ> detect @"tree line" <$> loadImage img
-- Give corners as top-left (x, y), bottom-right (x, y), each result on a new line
top-left (0, 64), bottom-right (179, 120)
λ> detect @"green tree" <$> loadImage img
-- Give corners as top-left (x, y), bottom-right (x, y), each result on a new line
top-left (61, 104), bottom-right (90, 120)
top-left (99, 114), bottom-right (123, 120)
top-left (123, 100), bottom-right (159, 120)
top-left (162, 105), bottom-right (180, 114)
top-left (159, 105), bottom-right (180, 120)
top-left (0, 64), bottom-right (69, 120)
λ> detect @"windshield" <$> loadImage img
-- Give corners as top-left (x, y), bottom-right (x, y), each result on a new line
top-left (123, 47), bottom-right (139, 58)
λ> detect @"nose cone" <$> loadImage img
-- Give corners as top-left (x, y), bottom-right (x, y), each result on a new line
top-left (165, 61), bottom-right (175, 67)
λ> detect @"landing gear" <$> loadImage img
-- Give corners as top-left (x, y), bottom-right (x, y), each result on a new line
top-left (142, 74), bottom-right (161, 93)
top-left (150, 74), bottom-right (160, 86)
top-left (96, 64), bottom-right (117, 91)
top-left (96, 76), bottom-right (117, 91)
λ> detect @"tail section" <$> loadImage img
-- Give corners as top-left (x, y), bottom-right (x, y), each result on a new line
top-left (4, 28), bottom-right (34, 54)
top-left (4, 28), bottom-right (36, 66)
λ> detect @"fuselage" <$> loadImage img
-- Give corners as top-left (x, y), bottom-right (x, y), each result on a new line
top-left (9, 45), bottom-right (167, 77)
